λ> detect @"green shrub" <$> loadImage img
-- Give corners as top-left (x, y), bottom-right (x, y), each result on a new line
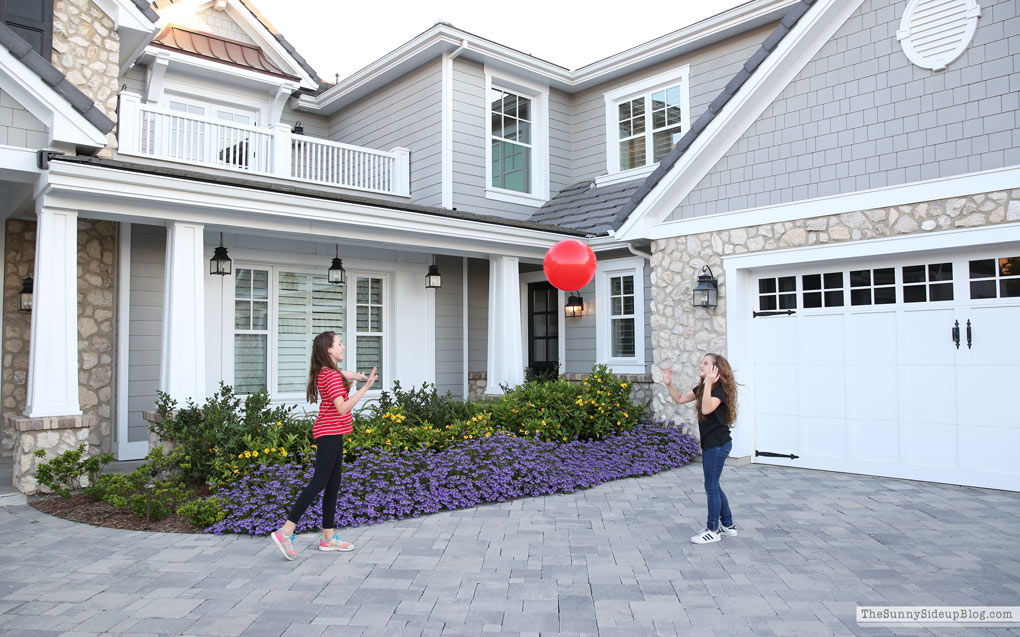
top-left (152, 383), bottom-right (314, 485)
top-left (33, 444), bottom-right (113, 498)
top-left (177, 496), bottom-right (227, 528)
top-left (84, 447), bottom-right (192, 522)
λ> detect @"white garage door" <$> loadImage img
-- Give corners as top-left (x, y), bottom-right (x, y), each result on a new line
top-left (752, 247), bottom-right (1020, 491)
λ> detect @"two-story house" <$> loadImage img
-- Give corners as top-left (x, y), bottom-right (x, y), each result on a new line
top-left (1, 0), bottom-right (1016, 494)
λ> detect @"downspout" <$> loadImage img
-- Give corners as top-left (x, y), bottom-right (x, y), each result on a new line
top-left (626, 242), bottom-right (652, 260)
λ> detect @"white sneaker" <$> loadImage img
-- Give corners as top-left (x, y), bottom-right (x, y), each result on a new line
top-left (718, 524), bottom-right (738, 537)
top-left (690, 528), bottom-right (721, 544)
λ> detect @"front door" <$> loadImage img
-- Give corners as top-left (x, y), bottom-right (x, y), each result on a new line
top-left (527, 282), bottom-right (558, 373)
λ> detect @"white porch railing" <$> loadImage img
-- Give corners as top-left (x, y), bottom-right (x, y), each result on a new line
top-left (118, 92), bottom-right (410, 197)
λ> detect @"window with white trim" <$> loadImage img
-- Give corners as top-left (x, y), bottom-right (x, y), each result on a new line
top-left (232, 266), bottom-right (385, 398)
top-left (595, 257), bottom-right (646, 373)
top-left (603, 67), bottom-right (690, 178)
top-left (485, 71), bottom-right (549, 206)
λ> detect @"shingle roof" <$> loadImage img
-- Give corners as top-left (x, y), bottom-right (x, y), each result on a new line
top-left (150, 0), bottom-right (322, 84)
top-left (152, 25), bottom-right (299, 80)
top-left (562, 0), bottom-right (817, 234)
top-left (530, 179), bottom-right (644, 235)
top-left (49, 154), bottom-right (586, 237)
top-left (0, 23), bottom-right (115, 136)
top-left (129, 0), bottom-right (160, 22)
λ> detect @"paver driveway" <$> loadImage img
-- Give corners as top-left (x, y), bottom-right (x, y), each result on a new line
top-left (0, 462), bottom-right (1018, 636)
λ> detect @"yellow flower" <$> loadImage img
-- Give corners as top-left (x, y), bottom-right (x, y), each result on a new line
top-left (238, 453), bottom-right (244, 459)
top-left (234, 469), bottom-right (239, 474)
top-left (244, 451), bottom-right (251, 458)
top-left (276, 421), bottom-right (282, 426)
top-left (264, 449), bottom-right (270, 454)
top-left (621, 383), bottom-right (628, 388)
top-left (562, 436), bottom-right (567, 441)
top-left (485, 432), bottom-right (491, 437)
top-left (541, 420), bottom-right (546, 426)
top-left (386, 439), bottom-right (391, 445)
top-left (365, 428), bottom-right (373, 434)
top-left (623, 412), bottom-right (629, 419)
top-left (311, 444), bottom-right (317, 449)
top-left (281, 450), bottom-right (288, 456)
top-left (252, 451), bottom-right (259, 458)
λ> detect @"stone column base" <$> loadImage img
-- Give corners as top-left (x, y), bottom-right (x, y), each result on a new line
top-left (467, 372), bottom-right (487, 401)
top-left (6, 414), bottom-right (96, 495)
top-left (143, 410), bottom-right (173, 454)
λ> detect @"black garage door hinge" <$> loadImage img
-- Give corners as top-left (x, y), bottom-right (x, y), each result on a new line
top-left (756, 450), bottom-right (799, 459)
top-left (753, 309), bottom-right (796, 318)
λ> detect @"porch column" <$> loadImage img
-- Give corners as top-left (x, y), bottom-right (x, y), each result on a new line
top-left (25, 203), bottom-right (80, 417)
top-left (160, 222), bottom-right (207, 404)
top-left (485, 256), bottom-right (524, 394)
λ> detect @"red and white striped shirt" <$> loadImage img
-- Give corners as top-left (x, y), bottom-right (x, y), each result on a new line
top-left (313, 368), bottom-right (353, 438)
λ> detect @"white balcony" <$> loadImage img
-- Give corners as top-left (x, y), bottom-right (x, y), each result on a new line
top-left (117, 92), bottom-right (410, 197)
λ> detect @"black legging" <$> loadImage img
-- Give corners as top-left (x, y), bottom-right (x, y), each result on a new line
top-left (287, 434), bottom-right (343, 529)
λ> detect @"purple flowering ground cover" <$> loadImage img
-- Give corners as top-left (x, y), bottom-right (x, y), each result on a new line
top-left (207, 423), bottom-right (701, 536)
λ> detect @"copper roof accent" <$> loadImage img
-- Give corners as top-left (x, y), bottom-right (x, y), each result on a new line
top-left (152, 24), bottom-right (300, 80)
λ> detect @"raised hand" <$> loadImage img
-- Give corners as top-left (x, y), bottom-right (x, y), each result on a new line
top-left (365, 367), bottom-right (379, 388)
top-left (705, 364), bottom-right (720, 385)
top-left (663, 366), bottom-right (673, 387)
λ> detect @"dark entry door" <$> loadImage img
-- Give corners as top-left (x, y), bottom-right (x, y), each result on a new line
top-left (527, 282), bottom-right (558, 372)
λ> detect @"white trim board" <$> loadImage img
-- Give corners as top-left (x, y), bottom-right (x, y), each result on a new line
top-left (615, 0), bottom-right (866, 242)
top-left (595, 256), bottom-right (646, 375)
top-left (637, 165), bottom-right (1020, 240)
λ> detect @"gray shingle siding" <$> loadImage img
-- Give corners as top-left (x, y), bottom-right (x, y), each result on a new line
top-left (0, 88), bottom-right (48, 148)
top-left (434, 255), bottom-right (464, 396)
top-left (670, 0), bottom-right (1020, 221)
top-left (328, 59), bottom-right (444, 207)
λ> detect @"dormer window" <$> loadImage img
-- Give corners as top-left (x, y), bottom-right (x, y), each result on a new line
top-left (603, 66), bottom-right (690, 182)
top-left (485, 70), bottom-right (549, 207)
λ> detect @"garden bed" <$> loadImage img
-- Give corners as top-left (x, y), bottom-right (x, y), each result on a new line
top-left (31, 485), bottom-right (211, 533)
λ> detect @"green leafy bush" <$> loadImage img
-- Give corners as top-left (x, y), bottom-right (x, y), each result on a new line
top-left (33, 444), bottom-right (113, 498)
top-left (152, 383), bottom-right (315, 484)
top-left (177, 496), bottom-right (227, 528)
top-left (84, 447), bottom-right (192, 522)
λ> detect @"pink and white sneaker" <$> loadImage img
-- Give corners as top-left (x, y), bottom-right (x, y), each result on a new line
top-left (319, 534), bottom-right (355, 552)
top-left (271, 530), bottom-right (297, 560)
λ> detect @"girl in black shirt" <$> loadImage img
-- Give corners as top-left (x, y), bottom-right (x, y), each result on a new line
top-left (663, 353), bottom-right (739, 544)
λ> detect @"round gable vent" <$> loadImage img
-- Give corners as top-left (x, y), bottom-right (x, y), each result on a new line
top-left (897, 0), bottom-right (981, 71)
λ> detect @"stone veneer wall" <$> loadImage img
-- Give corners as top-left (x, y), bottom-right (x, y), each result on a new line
top-left (7, 414), bottom-right (96, 494)
top-left (649, 190), bottom-right (1020, 428)
top-left (51, 0), bottom-right (119, 152)
top-left (1, 219), bottom-right (117, 458)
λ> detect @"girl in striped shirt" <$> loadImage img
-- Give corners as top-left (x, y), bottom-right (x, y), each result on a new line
top-left (272, 330), bottom-right (378, 560)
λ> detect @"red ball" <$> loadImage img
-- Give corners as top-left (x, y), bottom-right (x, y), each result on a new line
top-left (543, 239), bottom-right (597, 291)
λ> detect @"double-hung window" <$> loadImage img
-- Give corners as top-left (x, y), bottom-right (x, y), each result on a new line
top-left (232, 266), bottom-right (386, 398)
top-left (602, 67), bottom-right (690, 183)
top-left (595, 257), bottom-right (646, 374)
top-left (485, 71), bottom-right (549, 206)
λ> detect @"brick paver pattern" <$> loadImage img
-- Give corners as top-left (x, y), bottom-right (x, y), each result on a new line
top-left (0, 463), bottom-right (1018, 636)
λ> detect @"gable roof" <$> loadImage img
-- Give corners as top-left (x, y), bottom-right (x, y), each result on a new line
top-left (152, 24), bottom-right (299, 79)
top-left (150, 0), bottom-right (321, 84)
top-left (0, 22), bottom-right (114, 135)
top-left (130, 0), bottom-right (161, 22)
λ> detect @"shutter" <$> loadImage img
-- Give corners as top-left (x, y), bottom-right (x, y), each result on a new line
top-left (277, 272), bottom-right (346, 394)
top-left (1, 0), bottom-right (53, 59)
top-left (896, 0), bottom-right (981, 71)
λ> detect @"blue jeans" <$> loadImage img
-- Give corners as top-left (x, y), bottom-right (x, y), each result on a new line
top-left (702, 440), bottom-right (733, 531)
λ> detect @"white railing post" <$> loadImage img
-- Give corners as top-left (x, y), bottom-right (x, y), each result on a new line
top-left (272, 122), bottom-right (291, 178)
top-left (391, 147), bottom-right (410, 197)
top-left (118, 91), bottom-right (142, 155)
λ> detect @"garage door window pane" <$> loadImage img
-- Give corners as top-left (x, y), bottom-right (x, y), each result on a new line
top-left (969, 256), bottom-right (1020, 299)
top-left (1001, 279), bottom-right (1020, 297)
top-left (904, 262), bottom-right (952, 303)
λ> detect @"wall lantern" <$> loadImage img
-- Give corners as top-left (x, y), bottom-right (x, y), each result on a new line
top-left (425, 254), bottom-right (442, 289)
top-left (210, 233), bottom-right (232, 276)
top-left (292, 121), bottom-right (304, 135)
top-left (328, 244), bottom-right (346, 286)
top-left (564, 293), bottom-right (583, 318)
top-left (18, 277), bottom-right (33, 312)
top-left (693, 265), bottom-right (718, 308)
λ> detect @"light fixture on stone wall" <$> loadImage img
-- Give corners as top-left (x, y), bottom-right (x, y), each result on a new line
top-left (210, 233), bottom-right (232, 276)
top-left (693, 265), bottom-right (718, 308)
top-left (328, 244), bottom-right (346, 285)
top-left (18, 277), bottom-right (33, 312)
top-left (565, 293), bottom-right (583, 318)
top-left (425, 255), bottom-right (442, 289)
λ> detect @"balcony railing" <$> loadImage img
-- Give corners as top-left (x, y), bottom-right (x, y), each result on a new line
top-left (117, 92), bottom-right (410, 197)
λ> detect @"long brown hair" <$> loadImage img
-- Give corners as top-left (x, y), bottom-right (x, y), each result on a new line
top-left (306, 331), bottom-right (347, 403)
top-left (694, 353), bottom-right (738, 427)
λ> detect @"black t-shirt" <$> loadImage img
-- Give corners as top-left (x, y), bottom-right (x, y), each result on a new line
top-left (694, 385), bottom-right (731, 449)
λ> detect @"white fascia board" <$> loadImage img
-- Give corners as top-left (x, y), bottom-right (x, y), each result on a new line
top-left (222, 1), bottom-right (317, 90)
top-left (43, 161), bottom-right (573, 259)
top-left (0, 49), bottom-right (109, 147)
top-left (0, 145), bottom-right (42, 180)
top-left (643, 165), bottom-right (1020, 240)
top-left (614, 0), bottom-right (865, 242)
top-left (143, 46), bottom-right (300, 92)
top-left (94, 0), bottom-right (157, 33)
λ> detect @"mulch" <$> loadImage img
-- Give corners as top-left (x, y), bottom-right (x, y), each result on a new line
top-left (30, 491), bottom-right (208, 534)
